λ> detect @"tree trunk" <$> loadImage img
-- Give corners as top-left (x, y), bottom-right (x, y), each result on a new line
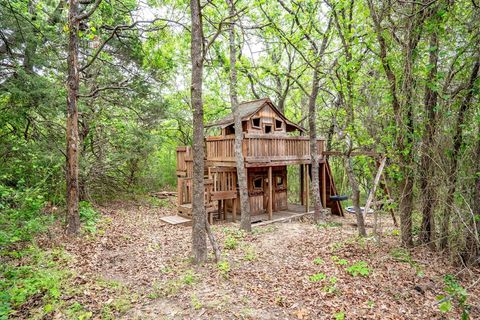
top-left (66, 0), bottom-right (81, 235)
top-left (465, 129), bottom-right (480, 265)
top-left (440, 55), bottom-right (479, 250)
top-left (308, 65), bottom-right (324, 223)
top-left (419, 23), bottom-right (439, 245)
top-left (227, 0), bottom-right (251, 232)
top-left (190, 0), bottom-right (207, 263)
top-left (345, 156), bottom-right (367, 236)
top-left (367, 0), bottom-right (425, 247)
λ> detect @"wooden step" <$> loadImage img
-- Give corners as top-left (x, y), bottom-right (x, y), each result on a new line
top-left (160, 215), bottom-right (192, 226)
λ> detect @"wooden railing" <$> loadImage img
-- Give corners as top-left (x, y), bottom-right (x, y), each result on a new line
top-left (176, 146), bottom-right (192, 176)
top-left (205, 134), bottom-right (324, 164)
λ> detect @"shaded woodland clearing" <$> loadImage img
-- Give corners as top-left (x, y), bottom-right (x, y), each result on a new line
top-left (18, 197), bottom-right (478, 319)
top-left (1, 0), bottom-right (480, 318)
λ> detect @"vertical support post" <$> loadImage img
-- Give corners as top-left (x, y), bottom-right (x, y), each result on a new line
top-left (305, 164), bottom-right (310, 212)
top-left (321, 162), bottom-right (327, 207)
top-left (268, 166), bottom-right (273, 220)
top-left (300, 164), bottom-right (304, 205)
top-left (177, 178), bottom-right (183, 208)
top-left (232, 198), bottom-right (237, 222)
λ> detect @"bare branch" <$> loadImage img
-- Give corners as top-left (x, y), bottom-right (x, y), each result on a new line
top-left (76, 0), bottom-right (102, 21)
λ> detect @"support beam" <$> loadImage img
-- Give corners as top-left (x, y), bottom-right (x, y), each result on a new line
top-left (232, 198), bottom-right (237, 222)
top-left (321, 162), bottom-right (326, 207)
top-left (268, 166), bottom-right (273, 220)
top-left (300, 164), bottom-right (304, 205)
top-left (305, 164), bottom-right (310, 213)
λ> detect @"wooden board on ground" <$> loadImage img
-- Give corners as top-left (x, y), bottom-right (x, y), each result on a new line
top-left (160, 215), bottom-right (192, 226)
top-left (252, 210), bottom-right (313, 227)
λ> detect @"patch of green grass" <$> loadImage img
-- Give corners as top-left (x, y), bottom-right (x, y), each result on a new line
top-left (182, 270), bottom-right (197, 285)
top-left (224, 235), bottom-right (239, 250)
top-left (331, 256), bottom-right (348, 266)
top-left (0, 246), bottom-right (70, 319)
top-left (367, 300), bottom-right (375, 308)
top-left (334, 311), bottom-right (345, 320)
top-left (390, 248), bottom-right (423, 274)
top-left (66, 302), bottom-right (93, 319)
top-left (308, 273), bottom-right (327, 282)
top-left (252, 225), bottom-right (278, 235)
top-left (147, 196), bottom-right (174, 209)
top-left (217, 261), bottom-right (231, 279)
top-left (313, 257), bottom-right (324, 265)
top-left (242, 246), bottom-right (257, 261)
top-left (323, 276), bottom-right (338, 294)
top-left (346, 261), bottom-right (370, 277)
top-left (330, 242), bottom-right (345, 252)
top-left (390, 248), bottom-right (412, 263)
top-left (191, 294), bottom-right (202, 310)
top-left (391, 229), bottom-right (400, 236)
top-left (152, 279), bottom-right (181, 297)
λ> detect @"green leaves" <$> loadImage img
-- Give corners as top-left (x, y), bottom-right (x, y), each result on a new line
top-left (308, 272), bottom-right (327, 282)
top-left (345, 261), bottom-right (370, 277)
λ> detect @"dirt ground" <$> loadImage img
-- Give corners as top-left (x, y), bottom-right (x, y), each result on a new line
top-left (47, 198), bottom-right (479, 319)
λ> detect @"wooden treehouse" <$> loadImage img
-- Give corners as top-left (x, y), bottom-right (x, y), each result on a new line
top-left (176, 98), bottom-right (343, 224)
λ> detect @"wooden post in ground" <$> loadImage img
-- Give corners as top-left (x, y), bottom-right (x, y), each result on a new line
top-left (305, 164), bottom-right (310, 212)
top-left (177, 178), bottom-right (183, 209)
top-left (300, 164), bottom-right (304, 205)
top-left (321, 162), bottom-right (327, 207)
top-left (232, 198), bottom-right (237, 222)
top-left (268, 166), bottom-right (273, 220)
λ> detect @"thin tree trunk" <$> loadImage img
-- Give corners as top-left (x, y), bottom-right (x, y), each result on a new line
top-left (419, 23), bottom-right (439, 245)
top-left (308, 65), bottom-right (324, 223)
top-left (440, 55), bottom-right (480, 250)
top-left (331, 3), bottom-right (366, 235)
top-left (205, 220), bottom-right (221, 262)
top-left (345, 155), bottom-right (366, 236)
top-left (190, 0), bottom-right (207, 263)
top-left (367, 0), bottom-right (426, 247)
top-left (465, 129), bottom-right (480, 265)
top-left (227, 0), bottom-right (251, 232)
top-left (66, 0), bottom-right (81, 235)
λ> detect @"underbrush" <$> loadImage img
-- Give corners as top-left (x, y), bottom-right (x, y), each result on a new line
top-left (0, 184), bottom-right (103, 318)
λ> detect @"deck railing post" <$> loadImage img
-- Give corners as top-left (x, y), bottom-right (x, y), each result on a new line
top-left (268, 166), bottom-right (273, 220)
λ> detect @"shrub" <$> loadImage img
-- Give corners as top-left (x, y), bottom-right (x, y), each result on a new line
top-left (346, 261), bottom-right (370, 277)
top-left (224, 235), bottom-right (238, 250)
top-left (217, 261), bottom-right (230, 278)
top-left (79, 201), bottom-right (99, 234)
top-left (309, 273), bottom-right (327, 282)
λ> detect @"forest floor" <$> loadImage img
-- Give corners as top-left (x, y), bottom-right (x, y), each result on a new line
top-left (27, 196), bottom-right (480, 319)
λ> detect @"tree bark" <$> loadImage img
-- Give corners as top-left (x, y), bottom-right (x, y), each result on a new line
top-left (440, 54), bottom-right (480, 250)
top-left (66, 0), bottom-right (81, 235)
top-left (419, 21), bottom-right (439, 245)
top-left (190, 0), bottom-right (207, 263)
top-left (308, 64), bottom-right (324, 223)
top-left (345, 155), bottom-right (367, 236)
top-left (367, 0), bottom-right (427, 247)
top-left (227, 0), bottom-right (251, 232)
top-left (465, 128), bottom-right (480, 265)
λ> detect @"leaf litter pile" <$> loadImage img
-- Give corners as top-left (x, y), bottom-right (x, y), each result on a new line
top-left (36, 198), bottom-right (479, 319)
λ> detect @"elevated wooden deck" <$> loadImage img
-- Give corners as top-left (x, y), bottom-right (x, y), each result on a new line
top-left (205, 134), bottom-right (325, 167)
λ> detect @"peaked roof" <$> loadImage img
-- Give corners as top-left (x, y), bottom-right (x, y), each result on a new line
top-left (206, 98), bottom-right (305, 132)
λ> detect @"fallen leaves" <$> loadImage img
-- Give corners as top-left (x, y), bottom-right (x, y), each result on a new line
top-left (31, 198), bottom-right (480, 319)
